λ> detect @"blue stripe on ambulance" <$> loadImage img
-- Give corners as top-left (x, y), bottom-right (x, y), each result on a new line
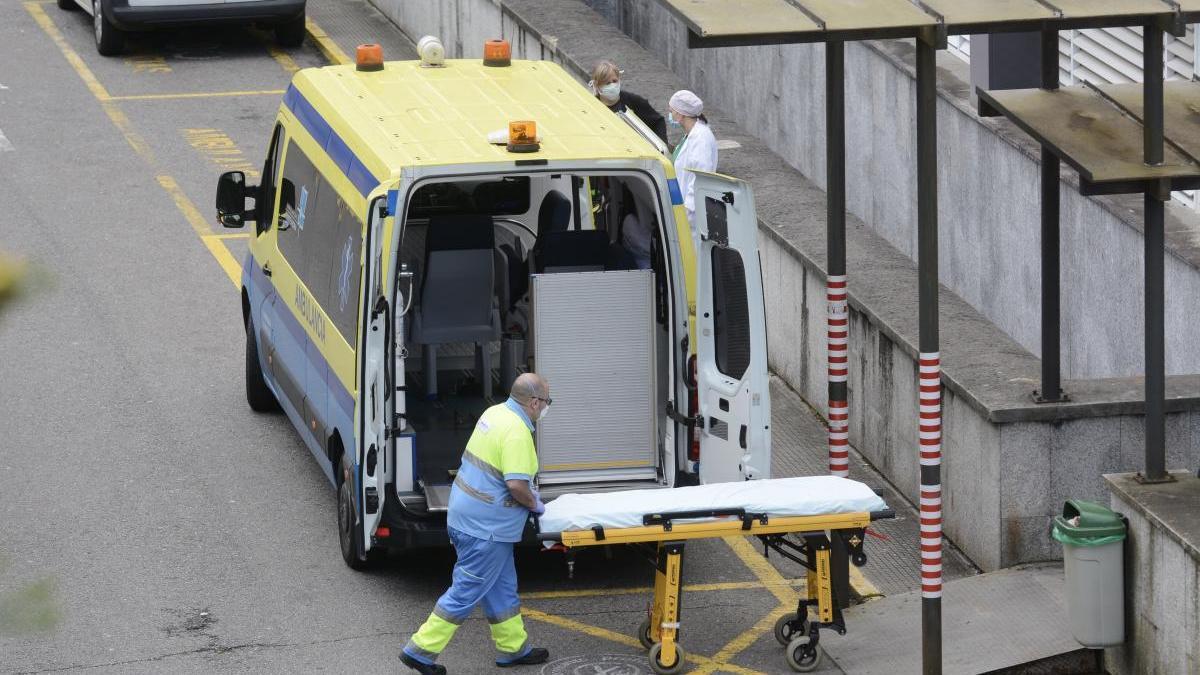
top-left (667, 178), bottom-right (683, 205)
top-left (283, 85), bottom-right (379, 198)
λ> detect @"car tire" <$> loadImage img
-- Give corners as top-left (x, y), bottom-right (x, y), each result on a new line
top-left (274, 14), bottom-right (305, 48)
top-left (338, 454), bottom-right (375, 570)
top-left (92, 0), bottom-right (124, 56)
top-left (245, 318), bottom-right (280, 412)
top-left (57, 0), bottom-right (79, 11)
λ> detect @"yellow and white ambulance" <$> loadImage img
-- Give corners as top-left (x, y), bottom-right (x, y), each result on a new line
top-left (215, 39), bottom-right (771, 567)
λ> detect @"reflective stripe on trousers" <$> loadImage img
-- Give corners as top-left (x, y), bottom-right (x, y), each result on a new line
top-left (403, 528), bottom-right (530, 664)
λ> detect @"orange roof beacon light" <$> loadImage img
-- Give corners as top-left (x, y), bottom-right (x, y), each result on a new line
top-left (506, 120), bottom-right (539, 153)
top-left (483, 38), bottom-right (511, 67)
top-left (356, 43), bottom-right (384, 72)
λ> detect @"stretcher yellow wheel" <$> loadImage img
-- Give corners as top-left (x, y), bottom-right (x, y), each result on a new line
top-left (648, 642), bottom-right (686, 675)
top-left (785, 635), bottom-right (822, 672)
top-left (637, 618), bottom-right (655, 650)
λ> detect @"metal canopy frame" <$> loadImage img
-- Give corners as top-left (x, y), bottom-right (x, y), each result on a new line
top-left (655, 0), bottom-right (1198, 673)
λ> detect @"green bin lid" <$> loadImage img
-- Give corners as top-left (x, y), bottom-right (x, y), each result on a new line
top-left (1052, 499), bottom-right (1126, 547)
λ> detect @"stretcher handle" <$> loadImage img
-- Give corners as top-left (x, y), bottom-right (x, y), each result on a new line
top-left (870, 509), bottom-right (895, 521)
top-left (642, 508), bottom-right (768, 531)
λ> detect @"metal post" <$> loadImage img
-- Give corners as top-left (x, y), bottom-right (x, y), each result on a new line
top-left (826, 40), bottom-right (850, 478)
top-left (1142, 22), bottom-right (1168, 482)
top-left (915, 35), bottom-right (942, 675)
top-left (1037, 29), bottom-right (1065, 403)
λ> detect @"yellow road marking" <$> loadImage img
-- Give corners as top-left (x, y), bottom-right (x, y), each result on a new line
top-left (522, 608), bottom-right (765, 675)
top-left (209, 233), bottom-right (251, 240)
top-left (724, 536), bottom-right (794, 605)
top-left (265, 43), bottom-right (301, 74)
top-left (156, 175), bottom-right (212, 237)
top-left (850, 562), bottom-right (882, 599)
top-left (182, 128), bottom-right (260, 178)
top-left (124, 54), bottom-right (171, 74)
top-left (691, 604), bottom-right (792, 675)
top-left (202, 236), bottom-right (243, 289)
top-left (305, 17), bottom-right (352, 65)
top-left (521, 578), bottom-right (803, 601)
top-left (26, 2), bottom-right (111, 101)
top-left (109, 89), bottom-right (285, 101)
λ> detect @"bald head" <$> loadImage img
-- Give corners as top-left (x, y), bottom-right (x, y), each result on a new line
top-left (510, 372), bottom-right (548, 402)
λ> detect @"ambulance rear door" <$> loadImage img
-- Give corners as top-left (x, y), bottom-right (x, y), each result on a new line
top-left (357, 192), bottom-right (390, 550)
top-left (692, 171), bottom-right (771, 484)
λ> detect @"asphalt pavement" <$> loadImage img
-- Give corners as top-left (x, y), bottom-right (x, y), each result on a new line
top-left (0, 2), bottom-right (962, 673)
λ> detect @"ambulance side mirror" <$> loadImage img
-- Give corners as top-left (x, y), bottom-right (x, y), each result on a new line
top-left (216, 171), bottom-right (256, 228)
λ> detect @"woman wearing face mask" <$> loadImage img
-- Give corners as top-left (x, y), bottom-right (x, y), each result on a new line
top-left (667, 90), bottom-right (717, 243)
top-left (589, 60), bottom-right (668, 144)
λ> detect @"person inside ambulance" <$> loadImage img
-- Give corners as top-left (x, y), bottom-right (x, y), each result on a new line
top-left (401, 373), bottom-right (552, 674)
top-left (667, 90), bottom-right (718, 243)
top-left (589, 60), bottom-right (668, 144)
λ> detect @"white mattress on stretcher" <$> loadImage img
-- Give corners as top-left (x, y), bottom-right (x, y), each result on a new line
top-left (538, 476), bottom-right (889, 534)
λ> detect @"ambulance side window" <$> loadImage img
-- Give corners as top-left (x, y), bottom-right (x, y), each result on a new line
top-left (257, 124), bottom-right (285, 236)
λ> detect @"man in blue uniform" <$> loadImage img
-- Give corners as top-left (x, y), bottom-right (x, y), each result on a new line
top-left (401, 373), bottom-right (552, 674)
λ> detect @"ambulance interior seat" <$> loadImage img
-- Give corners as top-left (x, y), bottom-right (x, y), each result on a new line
top-left (530, 190), bottom-right (570, 272)
top-left (409, 214), bottom-right (501, 398)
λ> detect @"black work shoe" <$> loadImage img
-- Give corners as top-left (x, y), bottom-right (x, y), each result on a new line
top-left (399, 652), bottom-right (446, 675)
top-left (497, 647), bottom-right (549, 667)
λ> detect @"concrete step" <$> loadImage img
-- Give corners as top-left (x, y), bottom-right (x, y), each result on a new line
top-left (821, 564), bottom-right (1100, 674)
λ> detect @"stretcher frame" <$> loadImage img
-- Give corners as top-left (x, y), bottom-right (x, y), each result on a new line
top-left (540, 506), bottom-right (895, 673)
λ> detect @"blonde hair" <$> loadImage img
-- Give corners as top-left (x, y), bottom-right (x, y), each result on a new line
top-left (591, 60), bottom-right (620, 86)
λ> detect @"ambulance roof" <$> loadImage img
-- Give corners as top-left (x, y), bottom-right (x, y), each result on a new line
top-left (285, 58), bottom-right (665, 189)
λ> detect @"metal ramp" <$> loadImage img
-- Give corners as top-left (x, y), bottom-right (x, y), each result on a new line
top-left (821, 564), bottom-right (1097, 674)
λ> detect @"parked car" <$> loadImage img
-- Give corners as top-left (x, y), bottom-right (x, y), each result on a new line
top-left (57, 0), bottom-right (306, 56)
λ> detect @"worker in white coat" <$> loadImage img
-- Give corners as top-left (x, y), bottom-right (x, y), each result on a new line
top-left (667, 90), bottom-right (717, 244)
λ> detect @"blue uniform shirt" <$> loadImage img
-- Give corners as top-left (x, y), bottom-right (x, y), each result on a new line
top-left (446, 399), bottom-right (538, 543)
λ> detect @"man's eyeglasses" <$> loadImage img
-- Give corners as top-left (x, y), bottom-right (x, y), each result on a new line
top-left (533, 396), bottom-right (553, 406)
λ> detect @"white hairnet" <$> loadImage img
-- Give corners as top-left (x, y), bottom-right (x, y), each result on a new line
top-left (669, 90), bottom-right (703, 117)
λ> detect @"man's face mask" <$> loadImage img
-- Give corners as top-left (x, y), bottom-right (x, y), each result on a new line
top-left (536, 400), bottom-right (551, 421)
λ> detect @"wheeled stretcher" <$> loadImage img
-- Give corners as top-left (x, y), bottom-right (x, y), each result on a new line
top-left (536, 477), bottom-right (895, 674)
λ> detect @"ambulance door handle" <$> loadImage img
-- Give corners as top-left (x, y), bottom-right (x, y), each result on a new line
top-left (262, 262), bottom-right (272, 277)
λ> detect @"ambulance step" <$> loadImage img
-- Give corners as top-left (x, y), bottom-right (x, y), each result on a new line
top-left (423, 484), bottom-right (452, 512)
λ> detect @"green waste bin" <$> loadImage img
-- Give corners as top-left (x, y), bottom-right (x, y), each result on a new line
top-left (1052, 499), bottom-right (1126, 648)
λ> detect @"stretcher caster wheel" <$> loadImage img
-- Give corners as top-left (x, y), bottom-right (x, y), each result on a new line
top-left (785, 635), bottom-right (822, 672)
top-left (637, 618), bottom-right (655, 650)
top-left (648, 642), bottom-right (686, 675)
top-left (774, 613), bottom-right (806, 646)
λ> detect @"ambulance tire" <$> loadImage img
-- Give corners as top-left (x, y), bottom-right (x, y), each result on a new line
top-left (92, 0), bottom-right (124, 56)
top-left (274, 14), bottom-right (305, 48)
top-left (245, 320), bottom-right (280, 412)
top-left (338, 454), bottom-right (377, 570)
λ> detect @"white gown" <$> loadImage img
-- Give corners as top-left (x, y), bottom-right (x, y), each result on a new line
top-left (672, 120), bottom-right (718, 241)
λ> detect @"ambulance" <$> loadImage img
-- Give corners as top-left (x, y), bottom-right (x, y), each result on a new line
top-left (215, 39), bottom-right (771, 568)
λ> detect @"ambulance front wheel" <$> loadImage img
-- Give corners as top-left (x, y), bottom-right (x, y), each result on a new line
top-left (785, 635), bottom-right (822, 672)
top-left (245, 319), bottom-right (280, 412)
top-left (647, 642), bottom-right (686, 675)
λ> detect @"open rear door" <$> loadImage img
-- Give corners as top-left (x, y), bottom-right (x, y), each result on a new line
top-left (693, 172), bottom-right (771, 484)
top-left (358, 196), bottom-right (389, 550)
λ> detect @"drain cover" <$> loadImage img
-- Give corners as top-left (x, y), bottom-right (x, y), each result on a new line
top-left (542, 654), bottom-right (649, 675)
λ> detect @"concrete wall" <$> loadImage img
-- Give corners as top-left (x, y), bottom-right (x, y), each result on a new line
top-left (584, 0), bottom-right (1200, 381)
top-left (1107, 479), bottom-right (1200, 674)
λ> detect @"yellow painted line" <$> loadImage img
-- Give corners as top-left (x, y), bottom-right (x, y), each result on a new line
top-left (849, 562), bottom-right (882, 599)
top-left (691, 604), bottom-right (792, 675)
top-left (521, 578), bottom-right (804, 601)
top-left (209, 233), bottom-right (251, 240)
top-left (265, 43), bottom-right (301, 74)
top-left (724, 536), bottom-right (794, 605)
top-left (26, 2), bottom-right (111, 102)
top-left (182, 128), bottom-right (261, 178)
top-left (305, 16), bottom-right (352, 65)
top-left (157, 175), bottom-right (212, 237)
top-left (202, 236), bottom-right (243, 289)
top-left (123, 54), bottom-right (171, 74)
top-left (522, 608), bottom-right (765, 675)
top-left (109, 89), bottom-right (285, 101)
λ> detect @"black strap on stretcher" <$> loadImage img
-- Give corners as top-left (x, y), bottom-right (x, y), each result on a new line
top-left (642, 508), bottom-right (768, 532)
